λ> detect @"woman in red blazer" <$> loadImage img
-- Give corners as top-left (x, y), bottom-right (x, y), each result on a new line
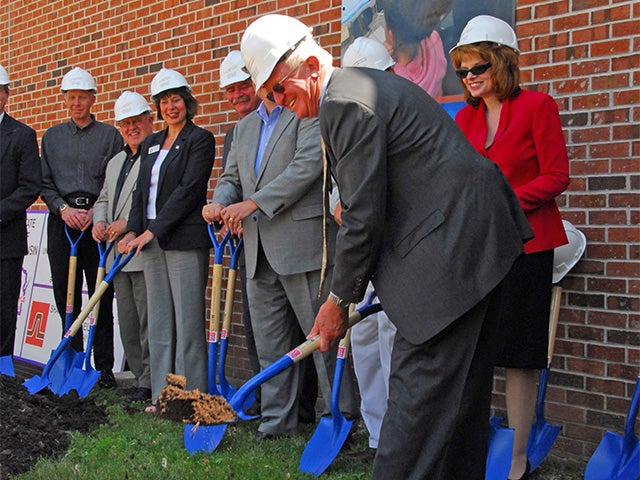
top-left (451, 16), bottom-right (570, 480)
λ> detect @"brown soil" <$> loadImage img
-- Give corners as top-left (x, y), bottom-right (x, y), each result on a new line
top-left (0, 373), bottom-right (108, 479)
top-left (156, 373), bottom-right (237, 424)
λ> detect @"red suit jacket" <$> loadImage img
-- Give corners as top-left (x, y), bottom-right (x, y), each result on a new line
top-left (456, 90), bottom-right (570, 253)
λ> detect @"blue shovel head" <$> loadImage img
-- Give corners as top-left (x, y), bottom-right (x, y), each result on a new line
top-left (526, 417), bottom-right (561, 472)
top-left (48, 349), bottom-right (84, 395)
top-left (585, 430), bottom-right (640, 480)
top-left (0, 355), bottom-right (15, 377)
top-left (299, 414), bottom-right (353, 476)
top-left (184, 423), bottom-right (229, 455)
top-left (485, 416), bottom-right (514, 480)
top-left (60, 359), bottom-right (101, 398)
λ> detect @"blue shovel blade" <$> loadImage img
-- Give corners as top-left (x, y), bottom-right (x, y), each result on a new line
top-left (49, 349), bottom-right (84, 395)
top-left (0, 355), bottom-right (15, 377)
top-left (526, 420), bottom-right (561, 472)
top-left (184, 423), bottom-right (228, 455)
top-left (485, 419), bottom-right (514, 480)
top-left (300, 415), bottom-right (352, 476)
top-left (585, 431), bottom-right (640, 480)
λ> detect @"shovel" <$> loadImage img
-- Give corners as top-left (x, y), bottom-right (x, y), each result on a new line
top-left (47, 226), bottom-right (86, 392)
top-left (23, 251), bottom-right (134, 395)
top-left (217, 236), bottom-right (243, 400)
top-left (184, 300), bottom-right (383, 455)
top-left (0, 355), bottom-right (15, 377)
top-left (585, 371), bottom-right (640, 480)
top-left (526, 284), bottom-right (563, 471)
top-left (59, 241), bottom-right (114, 397)
top-left (299, 318), bottom-right (355, 477)
top-left (206, 225), bottom-right (229, 396)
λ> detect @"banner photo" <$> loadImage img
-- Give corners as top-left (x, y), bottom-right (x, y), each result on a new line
top-left (14, 210), bottom-right (126, 371)
top-left (341, 0), bottom-right (515, 117)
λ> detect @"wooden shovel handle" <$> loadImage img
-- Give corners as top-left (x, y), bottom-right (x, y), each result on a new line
top-left (547, 285), bottom-right (563, 367)
top-left (208, 263), bottom-right (224, 335)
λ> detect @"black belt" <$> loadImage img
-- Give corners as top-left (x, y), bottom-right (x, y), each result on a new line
top-left (64, 192), bottom-right (97, 209)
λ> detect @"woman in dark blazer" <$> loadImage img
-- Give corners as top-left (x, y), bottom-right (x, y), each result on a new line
top-left (120, 68), bottom-right (214, 409)
top-left (451, 16), bottom-right (570, 480)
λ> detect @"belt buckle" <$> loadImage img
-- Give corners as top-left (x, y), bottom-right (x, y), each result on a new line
top-left (75, 197), bottom-right (89, 206)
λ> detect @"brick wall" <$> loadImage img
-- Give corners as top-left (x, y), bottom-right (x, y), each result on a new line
top-left (1, 0), bottom-right (638, 466)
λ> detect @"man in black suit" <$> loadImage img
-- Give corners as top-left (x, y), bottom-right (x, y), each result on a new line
top-left (241, 15), bottom-right (533, 479)
top-left (0, 64), bottom-right (42, 373)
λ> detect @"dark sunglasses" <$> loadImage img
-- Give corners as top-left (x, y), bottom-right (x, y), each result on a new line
top-left (455, 62), bottom-right (492, 79)
top-left (266, 63), bottom-right (302, 102)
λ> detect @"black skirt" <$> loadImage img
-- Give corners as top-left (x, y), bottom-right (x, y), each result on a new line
top-left (493, 250), bottom-right (554, 369)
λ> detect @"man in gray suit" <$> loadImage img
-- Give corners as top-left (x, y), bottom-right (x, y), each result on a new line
top-left (203, 90), bottom-right (358, 440)
top-left (241, 15), bottom-right (533, 479)
top-left (93, 91), bottom-right (154, 403)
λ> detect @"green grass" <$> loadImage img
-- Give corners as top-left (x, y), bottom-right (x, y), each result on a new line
top-left (15, 390), bottom-right (373, 480)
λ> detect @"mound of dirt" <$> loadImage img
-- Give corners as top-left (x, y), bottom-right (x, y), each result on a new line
top-left (156, 373), bottom-right (237, 424)
top-left (0, 374), bottom-right (108, 478)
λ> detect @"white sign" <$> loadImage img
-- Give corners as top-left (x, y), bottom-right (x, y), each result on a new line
top-left (14, 210), bottom-right (126, 371)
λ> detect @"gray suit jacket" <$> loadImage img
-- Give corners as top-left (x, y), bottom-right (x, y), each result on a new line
top-left (94, 149), bottom-right (144, 272)
top-left (213, 107), bottom-right (333, 279)
top-left (321, 67), bottom-right (532, 345)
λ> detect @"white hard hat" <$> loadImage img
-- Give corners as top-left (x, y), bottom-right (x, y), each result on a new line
top-left (61, 67), bottom-right (97, 93)
top-left (219, 50), bottom-right (251, 89)
top-left (343, 36), bottom-right (395, 71)
top-left (450, 15), bottom-right (519, 53)
top-left (114, 91), bottom-right (151, 122)
top-left (241, 14), bottom-right (313, 90)
top-left (0, 64), bottom-right (9, 86)
top-left (552, 220), bottom-right (587, 284)
top-left (150, 68), bottom-right (191, 100)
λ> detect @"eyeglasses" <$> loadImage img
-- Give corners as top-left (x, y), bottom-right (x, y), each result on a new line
top-left (266, 62), bottom-right (303, 102)
top-left (455, 62), bottom-right (492, 79)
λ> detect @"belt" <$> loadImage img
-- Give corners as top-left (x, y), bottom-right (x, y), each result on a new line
top-left (64, 192), bottom-right (97, 209)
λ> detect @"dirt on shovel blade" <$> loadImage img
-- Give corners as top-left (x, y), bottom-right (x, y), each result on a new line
top-left (156, 374), bottom-right (237, 425)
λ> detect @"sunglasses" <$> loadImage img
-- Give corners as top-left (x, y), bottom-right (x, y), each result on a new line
top-left (455, 62), bottom-right (492, 79)
top-left (266, 62), bottom-right (303, 102)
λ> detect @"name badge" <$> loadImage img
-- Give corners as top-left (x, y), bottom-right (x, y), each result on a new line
top-left (148, 144), bottom-right (160, 154)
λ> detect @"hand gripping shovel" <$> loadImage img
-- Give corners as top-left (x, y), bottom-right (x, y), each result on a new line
top-left (585, 370), bottom-right (640, 480)
top-left (183, 300), bottom-right (383, 455)
top-left (525, 284), bottom-right (563, 471)
top-left (23, 251), bottom-right (134, 395)
top-left (217, 236), bottom-right (244, 400)
top-left (299, 317), bottom-right (355, 476)
top-left (59, 241), bottom-right (114, 397)
top-left (46, 226), bottom-right (85, 392)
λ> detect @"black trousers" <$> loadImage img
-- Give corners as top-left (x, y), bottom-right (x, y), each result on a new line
top-left (47, 214), bottom-right (114, 370)
top-left (0, 257), bottom-right (23, 357)
top-left (372, 283), bottom-right (503, 480)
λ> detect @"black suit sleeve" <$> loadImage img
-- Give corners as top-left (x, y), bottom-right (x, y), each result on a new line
top-left (321, 98), bottom-right (388, 303)
top-left (0, 121), bottom-right (41, 222)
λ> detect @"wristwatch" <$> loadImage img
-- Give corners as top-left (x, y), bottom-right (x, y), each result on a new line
top-left (58, 203), bottom-right (69, 215)
top-left (328, 292), bottom-right (351, 309)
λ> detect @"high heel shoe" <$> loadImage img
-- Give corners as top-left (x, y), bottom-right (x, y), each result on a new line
top-left (508, 459), bottom-right (531, 480)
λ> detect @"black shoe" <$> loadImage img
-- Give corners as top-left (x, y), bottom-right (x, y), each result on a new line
top-left (508, 460), bottom-right (531, 480)
top-left (98, 370), bottom-right (116, 389)
top-left (245, 400), bottom-right (261, 417)
top-left (254, 430), bottom-right (290, 442)
top-left (127, 387), bottom-right (152, 403)
top-left (117, 385), bottom-right (139, 396)
top-left (298, 414), bottom-right (315, 425)
top-left (343, 447), bottom-right (377, 463)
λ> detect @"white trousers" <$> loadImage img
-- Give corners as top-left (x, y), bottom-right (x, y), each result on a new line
top-left (352, 282), bottom-right (396, 448)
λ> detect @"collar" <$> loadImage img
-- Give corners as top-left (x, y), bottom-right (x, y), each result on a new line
top-left (319, 66), bottom-right (335, 106)
top-left (0, 111), bottom-right (4, 124)
top-left (256, 101), bottom-right (283, 122)
top-left (67, 113), bottom-right (96, 133)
